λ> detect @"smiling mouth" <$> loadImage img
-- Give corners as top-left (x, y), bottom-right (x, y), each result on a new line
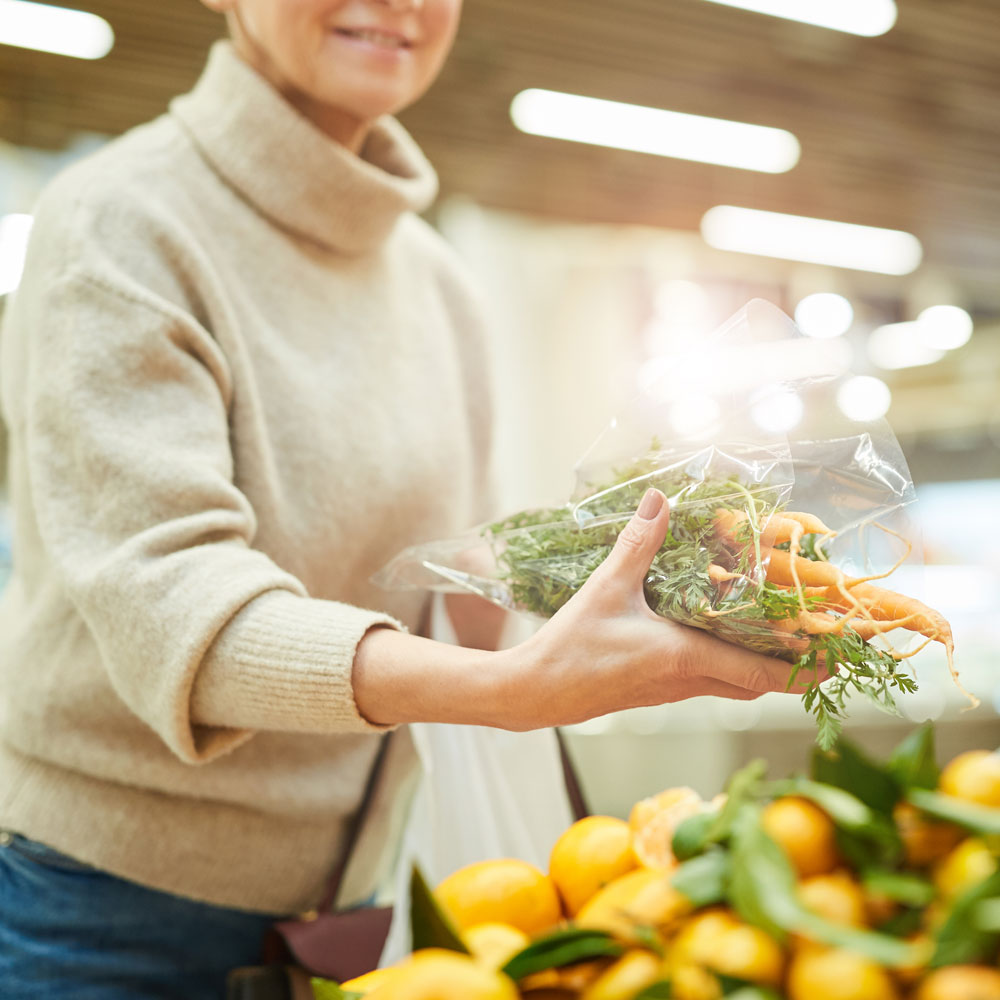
top-left (334, 27), bottom-right (413, 49)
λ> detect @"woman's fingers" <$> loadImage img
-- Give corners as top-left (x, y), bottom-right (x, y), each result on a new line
top-left (587, 488), bottom-right (670, 595)
top-left (678, 628), bottom-right (823, 696)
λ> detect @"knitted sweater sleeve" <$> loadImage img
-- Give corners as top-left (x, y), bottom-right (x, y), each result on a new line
top-left (5, 241), bottom-right (399, 765)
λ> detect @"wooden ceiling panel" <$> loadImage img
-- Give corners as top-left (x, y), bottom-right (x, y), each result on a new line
top-left (2, 0), bottom-right (998, 305)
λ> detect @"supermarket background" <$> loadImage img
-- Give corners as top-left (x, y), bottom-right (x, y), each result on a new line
top-left (1, 0), bottom-right (999, 816)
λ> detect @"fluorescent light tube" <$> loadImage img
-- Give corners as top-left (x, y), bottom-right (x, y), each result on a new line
top-left (0, 214), bottom-right (34, 296)
top-left (867, 321), bottom-right (945, 370)
top-left (701, 0), bottom-right (897, 37)
top-left (701, 206), bottom-right (923, 275)
top-left (0, 1), bottom-right (114, 60)
top-left (510, 89), bottom-right (800, 174)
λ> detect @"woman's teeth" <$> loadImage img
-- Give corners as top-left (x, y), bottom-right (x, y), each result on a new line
top-left (338, 29), bottom-right (409, 48)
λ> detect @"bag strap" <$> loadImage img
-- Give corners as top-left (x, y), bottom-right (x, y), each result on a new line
top-left (317, 725), bottom-right (589, 912)
top-left (318, 730), bottom-right (394, 913)
top-left (555, 727), bottom-right (591, 821)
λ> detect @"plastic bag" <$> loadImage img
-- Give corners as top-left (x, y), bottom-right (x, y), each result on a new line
top-left (375, 300), bottom-right (962, 749)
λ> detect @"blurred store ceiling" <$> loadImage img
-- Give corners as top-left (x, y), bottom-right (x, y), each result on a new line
top-left (2, 1), bottom-right (999, 304)
top-left (2, 1), bottom-right (999, 478)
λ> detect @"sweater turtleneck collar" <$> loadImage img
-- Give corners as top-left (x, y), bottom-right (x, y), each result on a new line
top-left (170, 41), bottom-right (438, 256)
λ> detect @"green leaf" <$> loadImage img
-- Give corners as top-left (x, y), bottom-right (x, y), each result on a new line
top-left (728, 803), bottom-right (800, 940)
top-left (930, 868), bottom-right (1000, 967)
top-left (888, 723), bottom-right (940, 791)
top-left (907, 789), bottom-right (1000, 836)
top-left (310, 980), bottom-right (362, 1000)
top-left (409, 864), bottom-right (469, 954)
top-left (705, 759), bottom-right (769, 845)
top-left (793, 915), bottom-right (923, 968)
top-left (974, 898), bottom-right (1000, 932)
top-left (671, 849), bottom-right (731, 907)
top-left (633, 981), bottom-right (673, 999)
top-left (672, 810), bottom-right (719, 861)
top-left (501, 927), bottom-right (623, 981)
top-left (811, 739), bottom-right (900, 815)
top-left (725, 987), bottom-right (783, 1000)
top-left (861, 869), bottom-right (936, 908)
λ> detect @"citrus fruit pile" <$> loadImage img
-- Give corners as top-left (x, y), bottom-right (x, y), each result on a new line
top-left (312, 726), bottom-right (1000, 1000)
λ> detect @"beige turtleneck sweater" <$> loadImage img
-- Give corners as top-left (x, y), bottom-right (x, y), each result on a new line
top-left (0, 42), bottom-right (493, 914)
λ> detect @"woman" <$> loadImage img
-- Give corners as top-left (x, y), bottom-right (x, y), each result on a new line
top-left (0, 1), bottom-right (807, 996)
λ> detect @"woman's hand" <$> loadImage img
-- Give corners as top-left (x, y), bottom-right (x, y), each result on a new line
top-left (497, 487), bottom-right (820, 731)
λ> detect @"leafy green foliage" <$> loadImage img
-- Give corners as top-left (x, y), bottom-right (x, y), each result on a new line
top-left (633, 982), bottom-right (673, 999)
top-left (811, 741), bottom-right (901, 815)
top-left (861, 869), bottom-right (936, 908)
top-left (501, 927), bottom-right (623, 980)
top-left (930, 868), bottom-right (1000, 967)
top-left (670, 849), bottom-right (731, 907)
top-left (310, 980), bottom-right (361, 1000)
top-left (905, 789), bottom-right (1000, 835)
top-left (486, 459), bottom-right (920, 747)
top-left (409, 864), bottom-right (469, 955)
top-left (888, 724), bottom-right (940, 791)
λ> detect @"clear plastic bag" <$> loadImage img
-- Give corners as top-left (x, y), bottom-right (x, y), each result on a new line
top-left (375, 301), bottom-right (962, 747)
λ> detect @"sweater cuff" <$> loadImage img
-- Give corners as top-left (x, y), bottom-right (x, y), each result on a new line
top-left (191, 590), bottom-right (404, 735)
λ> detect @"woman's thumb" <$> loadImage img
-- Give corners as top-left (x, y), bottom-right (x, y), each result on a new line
top-left (596, 488), bottom-right (670, 588)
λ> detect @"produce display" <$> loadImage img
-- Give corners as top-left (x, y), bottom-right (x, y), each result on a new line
top-left (312, 727), bottom-right (1000, 1000)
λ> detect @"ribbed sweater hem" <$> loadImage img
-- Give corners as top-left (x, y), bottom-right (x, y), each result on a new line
top-left (0, 743), bottom-right (347, 915)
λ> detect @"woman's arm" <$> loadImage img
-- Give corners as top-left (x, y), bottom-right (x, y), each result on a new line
top-left (353, 488), bottom-right (817, 731)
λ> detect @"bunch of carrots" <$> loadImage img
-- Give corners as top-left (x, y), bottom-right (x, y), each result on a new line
top-left (710, 505), bottom-right (961, 694)
top-left (485, 459), bottom-right (966, 748)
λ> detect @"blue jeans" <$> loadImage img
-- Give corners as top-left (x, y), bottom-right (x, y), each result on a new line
top-left (0, 832), bottom-right (282, 999)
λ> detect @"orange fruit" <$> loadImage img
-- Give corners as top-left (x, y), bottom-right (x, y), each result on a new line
top-left (761, 796), bottom-right (839, 878)
top-left (786, 946), bottom-right (898, 1000)
top-left (939, 750), bottom-right (1000, 808)
top-left (915, 964), bottom-right (1000, 1000)
top-left (799, 870), bottom-right (867, 928)
top-left (549, 816), bottom-right (638, 916)
top-left (933, 837), bottom-right (998, 899)
top-left (669, 963), bottom-right (723, 1000)
top-left (368, 948), bottom-right (517, 999)
top-left (580, 949), bottom-right (664, 1000)
top-left (629, 787), bottom-right (718, 870)
top-left (894, 801), bottom-right (964, 868)
top-left (339, 967), bottom-right (399, 993)
top-left (670, 908), bottom-right (783, 986)
top-left (629, 786), bottom-right (704, 833)
top-left (461, 922), bottom-right (530, 971)
top-left (435, 859), bottom-right (562, 936)
top-left (575, 867), bottom-right (691, 943)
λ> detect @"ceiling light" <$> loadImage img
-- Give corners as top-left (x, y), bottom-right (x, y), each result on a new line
top-left (0, 1), bottom-right (114, 60)
top-left (0, 214), bottom-right (34, 296)
top-left (668, 393), bottom-right (722, 438)
top-left (837, 376), bottom-right (891, 422)
top-left (794, 292), bottom-right (854, 339)
top-left (868, 321), bottom-right (945, 370)
top-left (701, 206), bottom-right (923, 275)
top-left (917, 305), bottom-right (973, 351)
top-left (700, 0), bottom-right (897, 37)
top-left (750, 387), bottom-right (804, 434)
top-left (510, 89), bottom-right (800, 174)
